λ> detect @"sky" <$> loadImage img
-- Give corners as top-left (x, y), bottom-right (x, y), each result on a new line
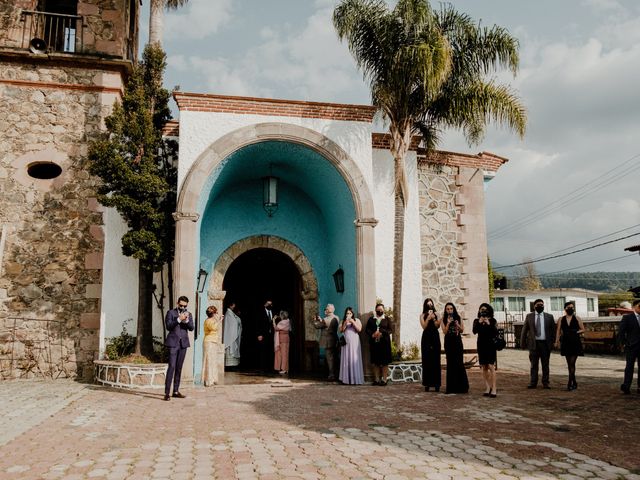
top-left (140, 0), bottom-right (640, 274)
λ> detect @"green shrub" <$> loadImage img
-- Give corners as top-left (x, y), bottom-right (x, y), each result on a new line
top-left (401, 341), bottom-right (420, 361)
top-left (104, 320), bottom-right (136, 361)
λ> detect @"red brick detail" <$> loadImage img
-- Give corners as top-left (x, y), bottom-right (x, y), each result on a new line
top-left (89, 225), bottom-right (104, 242)
top-left (419, 149), bottom-right (508, 172)
top-left (0, 78), bottom-right (122, 95)
top-left (87, 197), bottom-right (105, 212)
top-left (163, 120), bottom-right (179, 137)
top-left (371, 133), bottom-right (422, 150)
top-left (173, 92), bottom-right (377, 122)
top-left (80, 313), bottom-right (101, 329)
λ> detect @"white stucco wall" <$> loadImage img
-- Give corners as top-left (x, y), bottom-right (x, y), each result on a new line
top-left (100, 207), bottom-right (139, 343)
top-left (371, 148), bottom-right (424, 347)
top-left (177, 111), bottom-right (374, 195)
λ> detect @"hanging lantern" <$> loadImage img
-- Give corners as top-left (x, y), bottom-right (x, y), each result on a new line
top-left (262, 175), bottom-right (279, 217)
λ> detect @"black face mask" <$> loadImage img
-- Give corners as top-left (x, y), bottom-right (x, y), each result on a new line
top-left (534, 305), bottom-right (544, 313)
top-left (266, 305), bottom-right (272, 311)
top-left (479, 311), bottom-right (488, 317)
top-left (566, 308), bottom-right (574, 315)
top-left (376, 311), bottom-right (384, 316)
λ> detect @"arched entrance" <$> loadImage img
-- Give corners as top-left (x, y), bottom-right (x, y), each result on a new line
top-left (203, 235), bottom-right (320, 378)
top-left (223, 248), bottom-right (304, 373)
top-left (175, 123), bottom-right (377, 382)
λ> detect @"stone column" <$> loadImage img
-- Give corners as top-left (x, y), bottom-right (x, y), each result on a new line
top-left (172, 211), bottom-right (200, 383)
top-left (355, 218), bottom-right (378, 315)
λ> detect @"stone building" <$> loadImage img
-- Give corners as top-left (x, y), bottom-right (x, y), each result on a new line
top-left (0, 0), bottom-right (139, 380)
top-left (0, 1), bottom-right (507, 383)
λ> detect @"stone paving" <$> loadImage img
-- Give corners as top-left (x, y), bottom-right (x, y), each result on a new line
top-left (1, 350), bottom-right (639, 480)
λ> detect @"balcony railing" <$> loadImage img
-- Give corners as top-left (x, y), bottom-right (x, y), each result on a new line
top-left (20, 10), bottom-right (84, 54)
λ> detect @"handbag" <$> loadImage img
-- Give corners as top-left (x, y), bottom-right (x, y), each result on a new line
top-left (338, 335), bottom-right (347, 347)
top-left (493, 334), bottom-right (506, 351)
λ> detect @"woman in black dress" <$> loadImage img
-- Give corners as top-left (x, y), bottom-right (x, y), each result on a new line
top-left (420, 298), bottom-right (441, 392)
top-left (365, 303), bottom-right (393, 386)
top-left (473, 303), bottom-right (499, 397)
top-left (554, 301), bottom-right (585, 390)
top-left (441, 302), bottom-right (469, 394)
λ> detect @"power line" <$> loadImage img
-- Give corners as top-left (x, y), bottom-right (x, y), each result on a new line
top-left (488, 152), bottom-right (640, 240)
top-left (493, 232), bottom-right (640, 270)
top-left (530, 224), bottom-right (640, 261)
top-left (506, 253), bottom-right (637, 278)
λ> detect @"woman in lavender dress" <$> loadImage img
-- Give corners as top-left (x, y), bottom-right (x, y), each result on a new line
top-left (339, 307), bottom-right (364, 385)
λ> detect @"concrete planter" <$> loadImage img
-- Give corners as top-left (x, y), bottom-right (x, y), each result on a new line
top-left (94, 360), bottom-right (167, 389)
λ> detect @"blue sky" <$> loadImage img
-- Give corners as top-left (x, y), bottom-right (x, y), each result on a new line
top-left (142, 0), bottom-right (640, 273)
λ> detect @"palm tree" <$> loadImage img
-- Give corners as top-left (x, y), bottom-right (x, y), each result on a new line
top-left (149, 0), bottom-right (189, 45)
top-left (334, 0), bottom-right (526, 344)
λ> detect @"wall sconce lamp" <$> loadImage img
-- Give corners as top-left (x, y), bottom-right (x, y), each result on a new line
top-left (262, 174), bottom-right (279, 217)
top-left (196, 268), bottom-right (208, 294)
top-left (332, 266), bottom-right (344, 293)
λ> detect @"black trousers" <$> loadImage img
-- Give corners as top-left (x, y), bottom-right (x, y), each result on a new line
top-left (623, 343), bottom-right (640, 389)
top-left (165, 346), bottom-right (187, 396)
top-left (529, 340), bottom-right (551, 386)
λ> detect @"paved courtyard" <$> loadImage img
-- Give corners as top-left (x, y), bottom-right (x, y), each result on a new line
top-left (1, 349), bottom-right (639, 480)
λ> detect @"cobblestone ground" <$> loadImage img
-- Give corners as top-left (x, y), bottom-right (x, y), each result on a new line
top-left (1, 350), bottom-right (639, 480)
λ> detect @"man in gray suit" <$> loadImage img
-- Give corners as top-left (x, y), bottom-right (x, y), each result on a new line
top-left (618, 298), bottom-right (640, 394)
top-left (520, 299), bottom-right (556, 389)
top-left (314, 303), bottom-right (340, 381)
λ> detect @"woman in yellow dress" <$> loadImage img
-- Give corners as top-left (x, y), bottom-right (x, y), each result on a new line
top-left (202, 305), bottom-right (222, 386)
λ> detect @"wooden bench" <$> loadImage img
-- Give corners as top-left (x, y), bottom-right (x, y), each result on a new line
top-left (582, 331), bottom-right (618, 353)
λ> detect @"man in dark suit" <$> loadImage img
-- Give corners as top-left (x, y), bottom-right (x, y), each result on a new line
top-left (164, 295), bottom-right (194, 401)
top-left (520, 299), bottom-right (555, 389)
top-left (256, 299), bottom-right (275, 373)
top-left (618, 299), bottom-right (640, 394)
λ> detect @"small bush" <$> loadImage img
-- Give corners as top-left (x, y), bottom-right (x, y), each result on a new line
top-left (401, 341), bottom-right (420, 361)
top-left (105, 320), bottom-right (136, 361)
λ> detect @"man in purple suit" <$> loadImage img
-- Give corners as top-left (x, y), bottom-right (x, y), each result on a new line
top-left (164, 295), bottom-right (194, 401)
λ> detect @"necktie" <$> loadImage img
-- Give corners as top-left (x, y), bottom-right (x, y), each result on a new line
top-left (268, 310), bottom-right (272, 320)
top-left (535, 314), bottom-right (541, 337)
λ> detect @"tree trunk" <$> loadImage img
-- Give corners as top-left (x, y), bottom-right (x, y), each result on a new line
top-left (135, 264), bottom-right (154, 356)
top-left (389, 123), bottom-right (412, 348)
top-left (149, 0), bottom-right (165, 46)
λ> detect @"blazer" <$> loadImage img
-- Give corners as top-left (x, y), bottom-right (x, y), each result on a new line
top-left (618, 312), bottom-right (640, 348)
top-left (314, 314), bottom-right (339, 349)
top-left (165, 308), bottom-right (194, 348)
top-left (520, 312), bottom-right (555, 350)
top-left (257, 309), bottom-right (275, 338)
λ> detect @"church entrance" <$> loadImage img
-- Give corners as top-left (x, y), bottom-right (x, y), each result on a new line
top-left (222, 248), bottom-right (305, 375)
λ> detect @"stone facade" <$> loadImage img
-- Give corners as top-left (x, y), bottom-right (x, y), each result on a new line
top-left (417, 163), bottom-right (465, 312)
top-left (0, 0), bottom-right (135, 381)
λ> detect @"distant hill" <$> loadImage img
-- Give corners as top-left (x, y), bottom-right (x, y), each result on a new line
top-left (505, 271), bottom-right (640, 292)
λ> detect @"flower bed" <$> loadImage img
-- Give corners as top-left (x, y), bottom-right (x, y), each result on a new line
top-left (94, 360), bottom-right (167, 389)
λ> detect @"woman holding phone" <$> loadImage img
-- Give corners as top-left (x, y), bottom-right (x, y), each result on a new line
top-left (420, 298), bottom-right (441, 392)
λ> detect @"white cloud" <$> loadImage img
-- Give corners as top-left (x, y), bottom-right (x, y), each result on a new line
top-left (165, 0), bottom-right (233, 40)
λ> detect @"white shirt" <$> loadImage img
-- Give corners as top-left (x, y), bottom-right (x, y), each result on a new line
top-left (534, 312), bottom-right (546, 341)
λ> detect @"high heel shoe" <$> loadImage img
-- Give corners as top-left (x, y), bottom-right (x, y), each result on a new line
top-left (489, 390), bottom-right (497, 398)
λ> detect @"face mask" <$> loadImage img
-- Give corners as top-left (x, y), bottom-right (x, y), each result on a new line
top-left (178, 307), bottom-right (186, 313)
top-left (535, 305), bottom-right (544, 313)
top-left (376, 311), bottom-right (384, 316)
top-left (479, 311), bottom-right (488, 317)
top-left (566, 308), bottom-right (574, 315)
top-left (266, 305), bottom-right (272, 310)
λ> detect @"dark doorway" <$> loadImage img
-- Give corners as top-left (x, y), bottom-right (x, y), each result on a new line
top-left (222, 248), bottom-right (304, 375)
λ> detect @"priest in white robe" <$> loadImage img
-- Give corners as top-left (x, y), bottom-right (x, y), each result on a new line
top-left (223, 303), bottom-right (242, 367)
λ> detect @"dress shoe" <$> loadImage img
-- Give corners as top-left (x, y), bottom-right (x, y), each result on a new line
top-left (527, 384), bottom-right (536, 389)
top-left (489, 393), bottom-right (497, 398)
top-left (372, 380), bottom-right (380, 386)
top-left (620, 384), bottom-right (631, 395)
top-left (163, 394), bottom-right (170, 401)
top-left (543, 384), bottom-right (551, 389)
top-left (483, 392), bottom-right (490, 397)
top-left (172, 392), bottom-right (186, 398)
top-left (379, 380), bottom-right (388, 386)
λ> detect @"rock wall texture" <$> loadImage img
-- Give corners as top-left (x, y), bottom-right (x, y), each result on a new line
top-left (417, 163), bottom-right (465, 313)
top-left (0, 60), bottom-right (122, 380)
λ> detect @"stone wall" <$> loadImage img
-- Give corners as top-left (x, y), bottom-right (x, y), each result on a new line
top-left (417, 163), bottom-right (465, 316)
top-left (0, 0), bottom-right (138, 59)
top-left (0, 59), bottom-right (124, 380)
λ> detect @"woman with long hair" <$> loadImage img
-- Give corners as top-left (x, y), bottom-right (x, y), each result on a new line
top-left (442, 302), bottom-right (469, 394)
top-left (338, 307), bottom-right (364, 385)
top-left (202, 305), bottom-right (222, 386)
top-left (273, 310), bottom-right (291, 375)
top-left (420, 298), bottom-right (441, 392)
top-left (473, 303), bottom-right (499, 397)
top-left (554, 301), bottom-right (585, 390)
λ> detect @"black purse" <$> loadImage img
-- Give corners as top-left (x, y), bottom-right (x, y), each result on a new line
top-left (338, 335), bottom-right (347, 347)
top-left (493, 331), bottom-right (506, 351)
